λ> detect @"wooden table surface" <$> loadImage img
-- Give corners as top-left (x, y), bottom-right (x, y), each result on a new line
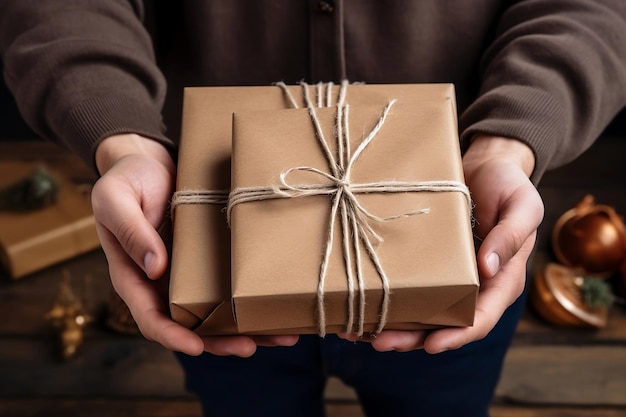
top-left (1, 138), bottom-right (625, 417)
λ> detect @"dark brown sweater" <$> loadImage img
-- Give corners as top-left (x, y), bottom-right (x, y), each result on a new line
top-left (1, 0), bottom-right (625, 182)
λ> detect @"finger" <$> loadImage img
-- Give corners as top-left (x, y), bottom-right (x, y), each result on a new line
top-left (336, 332), bottom-right (363, 342)
top-left (92, 177), bottom-right (169, 279)
top-left (200, 336), bottom-right (259, 357)
top-left (477, 186), bottom-right (543, 278)
top-left (336, 332), bottom-right (386, 344)
top-left (370, 330), bottom-right (428, 352)
top-left (337, 331), bottom-right (428, 352)
top-left (252, 335), bottom-right (300, 347)
top-left (423, 235), bottom-right (535, 354)
top-left (199, 335), bottom-right (299, 358)
top-left (98, 224), bottom-right (205, 356)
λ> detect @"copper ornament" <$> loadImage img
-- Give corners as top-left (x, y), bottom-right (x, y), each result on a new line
top-left (552, 195), bottom-right (626, 276)
top-left (530, 262), bottom-right (608, 328)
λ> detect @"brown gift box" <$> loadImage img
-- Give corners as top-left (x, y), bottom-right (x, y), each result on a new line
top-left (169, 83), bottom-right (479, 335)
top-left (0, 162), bottom-right (100, 279)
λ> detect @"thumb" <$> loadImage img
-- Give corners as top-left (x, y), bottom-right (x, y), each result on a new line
top-left (92, 170), bottom-right (169, 280)
top-left (477, 186), bottom-right (543, 279)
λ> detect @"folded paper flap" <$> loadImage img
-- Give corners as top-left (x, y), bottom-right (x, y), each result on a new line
top-left (169, 295), bottom-right (221, 318)
top-left (420, 291), bottom-right (477, 326)
top-left (172, 301), bottom-right (238, 335)
top-left (170, 302), bottom-right (205, 329)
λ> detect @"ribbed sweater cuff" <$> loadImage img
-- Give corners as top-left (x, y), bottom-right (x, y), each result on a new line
top-left (60, 94), bottom-right (175, 173)
top-left (459, 85), bottom-right (566, 185)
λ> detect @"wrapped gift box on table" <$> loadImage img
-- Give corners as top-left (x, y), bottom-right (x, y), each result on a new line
top-left (169, 83), bottom-right (479, 336)
top-left (0, 162), bottom-right (100, 279)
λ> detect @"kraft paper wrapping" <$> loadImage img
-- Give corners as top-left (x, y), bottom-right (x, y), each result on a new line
top-left (0, 162), bottom-right (100, 279)
top-left (169, 83), bottom-right (479, 335)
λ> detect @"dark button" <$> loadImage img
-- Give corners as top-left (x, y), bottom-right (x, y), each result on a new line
top-left (317, 1), bottom-right (335, 14)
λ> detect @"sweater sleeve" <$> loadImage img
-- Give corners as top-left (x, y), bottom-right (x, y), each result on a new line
top-left (0, 0), bottom-right (173, 171)
top-left (459, 0), bottom-right (626, 184)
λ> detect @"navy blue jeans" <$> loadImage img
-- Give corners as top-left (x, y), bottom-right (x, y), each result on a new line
top-left (176, 290), bottom-right (526, 417)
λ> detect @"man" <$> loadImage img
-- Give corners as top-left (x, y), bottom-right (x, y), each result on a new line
top-left (2, 1), bottom-right (625, 415)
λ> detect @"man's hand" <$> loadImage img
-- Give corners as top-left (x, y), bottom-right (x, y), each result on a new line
top-left (93, 134), bottom-right (298, 357)
top-left (340, 135), bottom-right (544, 353)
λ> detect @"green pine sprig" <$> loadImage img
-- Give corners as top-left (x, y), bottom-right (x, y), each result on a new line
top-left (0, 165), bottom-right (59, 211)
top-left (580, 278), bottom-right (616, 308)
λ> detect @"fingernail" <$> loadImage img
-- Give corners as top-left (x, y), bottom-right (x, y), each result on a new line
top-left (144, 252), bottom-right (155, 275)
top-left (487, 252), bottom-right (500, 275)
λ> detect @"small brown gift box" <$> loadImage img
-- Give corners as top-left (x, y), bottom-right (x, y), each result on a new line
top-left (169, 83), bottom-right (479, 335)
top-left (0, 162), bottom-right (100, 279)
